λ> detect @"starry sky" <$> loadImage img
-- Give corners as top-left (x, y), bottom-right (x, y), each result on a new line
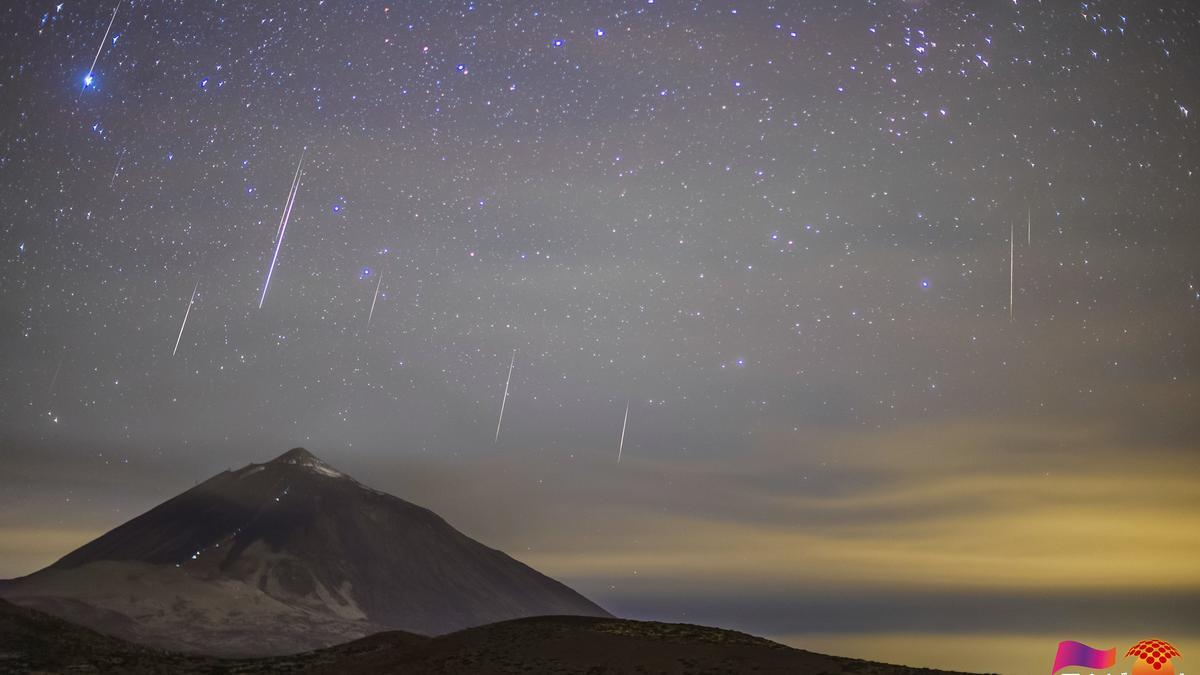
top-left (1, 1), bottom-right (1199, 672)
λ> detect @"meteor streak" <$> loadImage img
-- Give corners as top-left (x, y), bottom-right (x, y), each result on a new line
top-left (366, 272), bottom-right (383, 329)
top-left (494, 350), bottom-right (516, 444)
top-left (617, 400), bottom-right (629, 463)
top-left (48, 355), bottom-right (64, 395)
top-left (1009, 221), bottom-right (1015, 322)
top-left (273, 149), bottom-right (304, 243)
top-left (173, 282), bottom-right (199, 356)
top-left (83, 0), bottom-right (122, 91)
top-left (259, 148), bottom-right (306, 309)
top-left (110, 150), bottom-right (124, 187)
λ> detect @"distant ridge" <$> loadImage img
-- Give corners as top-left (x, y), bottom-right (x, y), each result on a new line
top-left (0, 599), bottom-right (983, 674)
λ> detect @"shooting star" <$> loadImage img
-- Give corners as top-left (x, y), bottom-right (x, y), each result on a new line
top-left (1009, 221), bottom-right (1015, 322)
top-left (110, 149), bottom-right (125, 187)
top-left (366, 272), bottom-right (383, 329)
top-left (259, 148), bottom-right (306, 309)
top-left (617, 400), bottom-right (630, 463)
top-left (1027, 206), bottom-right (1031, 246)
top-left (48, 354), bottom-right (65, 395)
top-left (494, 349), bottom-right (516, 444)
top-left (272, 149), bottom-right (304, 243)
top-left (82, 0), bottom-right (122, 91)
top-left (172, 281), bottom-right (199, 356)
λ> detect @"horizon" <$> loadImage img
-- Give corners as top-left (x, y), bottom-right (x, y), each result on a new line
top-left (4, 443), bottom-right (1195, 674)
top-left (2, 1), bottom-right (1199, 673)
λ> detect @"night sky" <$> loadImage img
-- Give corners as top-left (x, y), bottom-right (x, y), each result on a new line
top-left (2, 1), bottom-right (1199, 672)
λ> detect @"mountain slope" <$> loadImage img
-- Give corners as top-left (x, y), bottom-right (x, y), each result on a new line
top-left (0, 448), bottom-right (608, 656)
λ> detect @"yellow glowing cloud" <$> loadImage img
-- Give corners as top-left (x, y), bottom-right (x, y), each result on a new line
top-left (520, 417), bottom-right (1200, 593)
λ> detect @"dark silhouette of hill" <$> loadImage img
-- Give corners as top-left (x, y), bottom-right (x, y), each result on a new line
top-left (0, 448), bottom-right (608, 656)
top-left (292, 615), bottom-right (985, 675)
top-left (0, 599), bottom-right (983, 675)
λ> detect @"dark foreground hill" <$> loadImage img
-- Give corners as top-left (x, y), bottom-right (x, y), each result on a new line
top-left (0, 599), bottom-right (980, 675)
top-left (0, 448), bottom-right (608, 656)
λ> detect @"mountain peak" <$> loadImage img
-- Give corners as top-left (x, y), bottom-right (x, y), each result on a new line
top-left (268, 447), bottom-right (343, 477)
top-left (271, 447), bottom-right (319, 463)
top-left (9, 446), bottom-right (609, 656)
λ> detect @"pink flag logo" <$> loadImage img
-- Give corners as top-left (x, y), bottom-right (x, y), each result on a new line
top-left (1051, 640), bottom-right (1117, 674)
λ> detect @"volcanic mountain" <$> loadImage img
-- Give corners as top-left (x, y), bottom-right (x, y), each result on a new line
top-left (0, 448), bottom-right (609, 656)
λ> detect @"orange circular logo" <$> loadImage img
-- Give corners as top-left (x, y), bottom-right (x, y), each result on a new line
top-left (1126, 639), bottom-right (1181, 675)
